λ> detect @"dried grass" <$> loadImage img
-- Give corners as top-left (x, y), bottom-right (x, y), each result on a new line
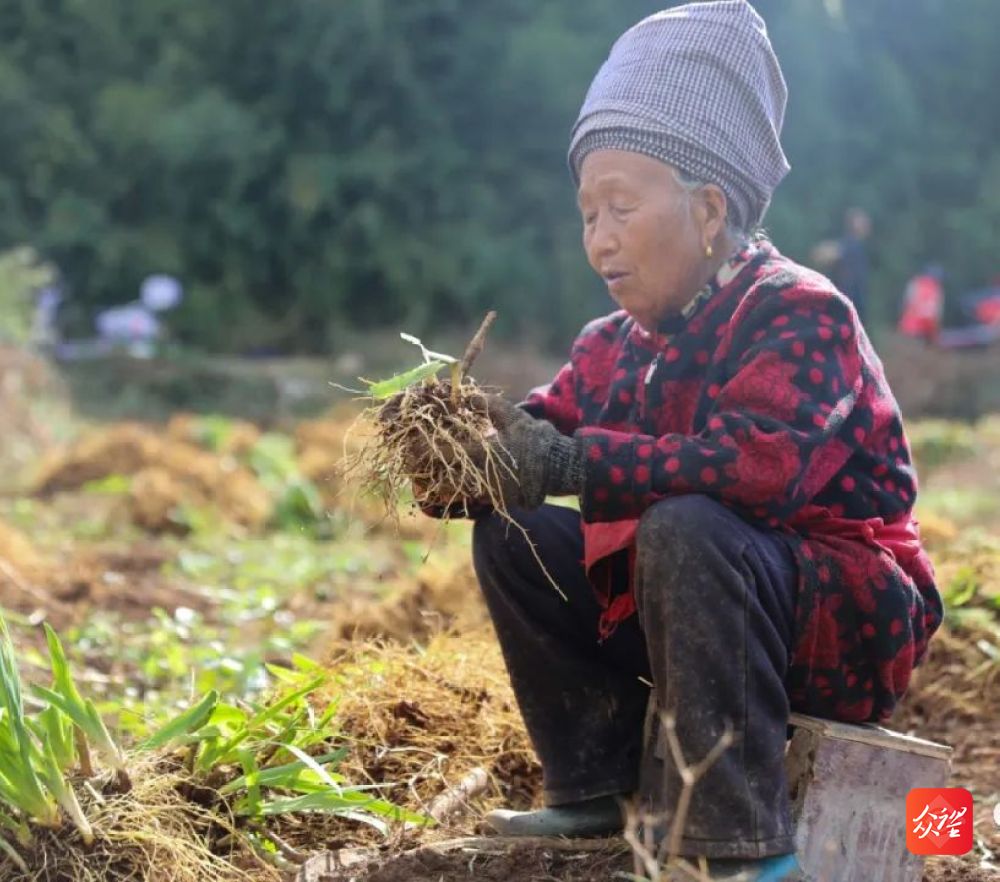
top-left (318, 630), bottom-right (540, 846)
top-left (0, 755), bottom-right (279, 882)
top-left (30, 425), bottom-right (271, 531)
top-left (0, 518), bottom-right (48, 581)
top-left (165, 414), bottom-right (261, 458)
top-left (327, 558), bottom-right (488, 644)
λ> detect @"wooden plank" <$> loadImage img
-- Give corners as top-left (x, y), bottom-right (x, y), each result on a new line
top-left (787, 726), bottom-right (951, 882)
top-left (789, 712), bottom-right (952, 759)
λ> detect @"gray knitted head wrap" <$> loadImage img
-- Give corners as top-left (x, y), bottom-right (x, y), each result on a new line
top-left (568, 0), bottom-right (790, 231)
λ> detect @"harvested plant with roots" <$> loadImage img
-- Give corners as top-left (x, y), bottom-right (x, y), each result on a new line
top-left (346, 312), bottom-right (566, 598)
top-left (349, 312), bottom-right (516, 521)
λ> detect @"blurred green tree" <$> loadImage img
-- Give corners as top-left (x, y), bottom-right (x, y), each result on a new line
top-left (0, 0), bottom-right (995, 351)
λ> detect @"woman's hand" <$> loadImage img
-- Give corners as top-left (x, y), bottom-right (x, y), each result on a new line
top-left (382, 390), bottom-right (584, 512)
top-left (481, 395), bottom-right (584, 510)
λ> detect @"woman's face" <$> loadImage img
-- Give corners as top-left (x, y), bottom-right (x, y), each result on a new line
top-left (578, 150), bottom-right (719, 332)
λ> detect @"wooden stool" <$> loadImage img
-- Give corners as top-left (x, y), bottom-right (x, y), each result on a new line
top-left (787, 713), bottom-right (952, 882)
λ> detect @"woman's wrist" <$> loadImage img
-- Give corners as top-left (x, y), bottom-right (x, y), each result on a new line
top-left (544, 432), bottom-right (585, 498)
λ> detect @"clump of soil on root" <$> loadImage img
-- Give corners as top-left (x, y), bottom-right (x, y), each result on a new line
top-left (352, 378), bottom-right (509, 523)
top-left (347, 313), bottom-right (515, 525)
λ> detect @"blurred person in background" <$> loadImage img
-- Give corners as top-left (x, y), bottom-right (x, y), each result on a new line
top-left (93, 274), bottom-right (183, 359)
top-left (830, 207), bottom-right (873, 325)
top-left (406, 2), bottom-right (941, 879)
top-left (898, 264), bottom-right (944, 345)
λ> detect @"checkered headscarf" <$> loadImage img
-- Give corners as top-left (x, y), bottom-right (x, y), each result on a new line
top-left (568, 0), bottom-right (790, 231)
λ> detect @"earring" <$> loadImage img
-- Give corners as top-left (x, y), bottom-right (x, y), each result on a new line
top-left (705, 244), bottom-right (713, 258)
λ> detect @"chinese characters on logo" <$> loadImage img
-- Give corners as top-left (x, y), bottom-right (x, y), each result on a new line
top-left (906, 788), bottom-right (974, 856)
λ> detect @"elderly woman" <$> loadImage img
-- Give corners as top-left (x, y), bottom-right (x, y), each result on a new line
top-left (418, 2), bottom-right (942, 879)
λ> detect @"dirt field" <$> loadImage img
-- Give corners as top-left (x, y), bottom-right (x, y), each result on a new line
top-left (1, 348), bottom-right (998, 882)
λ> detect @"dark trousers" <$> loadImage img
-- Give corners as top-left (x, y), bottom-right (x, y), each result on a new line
top-left (472, 495), bottom-right (799, 859)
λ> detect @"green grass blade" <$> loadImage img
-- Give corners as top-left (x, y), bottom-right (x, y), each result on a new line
top-left (0, 773), bottom-right (57, 828)
top-left (237, 749), bottom-right (261, 818)
top-left (250, 790), bottom-right (426, 828)
top-left (38, 742), bottom-right (93, 845)
top-left (31, 686), bottom-right (125, 771)
top-left (280, 744), bottom-right (343, 792)
top-left (196, 676), bottom-right (326, 771)
top-left (0, 809), bottom-right (30, 844)
top-left (42, 624), bottom-right (85, 709)
top-left (217, 749), bottom-right (348, 796)
top-left (139, 691), bottom-right (219, 752)
top-left (83, 701), bottom-right (126, 769)
top-left (37, 624), bottom-right (127, 771)
top-left (32, 705), bottom-right (76, 771)
top-left (243, 677), bottom-right (328, 729)
top-left (0, 833), bottom-right (28, 874)
top-left (247, 790), bottom-right (361, 816)
top-left (0, 615), bottom-right (60, 825)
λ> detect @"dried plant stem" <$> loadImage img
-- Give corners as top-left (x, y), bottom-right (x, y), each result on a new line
top-left (75, 726), bottom-right (95, 778)
top-left (266, 832), bottom-right (309, 865)
top-left (427, 766), bottom-right (489, 822)
top-left (458, 311), bottom-right (497, 379)
top-left (623, 709), bottom-right (735, 882)
top-left (661, 712), bottom-right (735, 862)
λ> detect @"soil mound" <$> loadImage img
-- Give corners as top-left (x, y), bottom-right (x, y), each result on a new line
top-left (31, 423), bottom-right (271, 531)
top-left (324, 631), bottom-right (539, 841)
top-left (328, 559), bottom-right (488, 643)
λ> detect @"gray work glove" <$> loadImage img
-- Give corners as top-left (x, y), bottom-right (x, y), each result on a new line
top-left (483, 395), bottom-right (584, 510)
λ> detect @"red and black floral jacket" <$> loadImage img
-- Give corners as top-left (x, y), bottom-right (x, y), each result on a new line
top-left (522, 241), bottom-right (942, 724)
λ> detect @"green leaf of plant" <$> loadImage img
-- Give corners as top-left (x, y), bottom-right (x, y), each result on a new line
top-left (37, 741), bottom-right (93, 845)
top-left (139, 690), bottom-right (219, 751)
top-left (0, 614), bottom-right (58, 825)
top-left (364, 361), bottom-right (445, 399)
top-left (42, 624), bottom-right (86, 709)
top-left (30, 706), bottom-right (75, 771)
top-left (217, 748), bottom-right (347, 796)
top-left (237, 748), bottom-right (262, 818)
top-left (945, 567), bottom-right (979, 608)
top-left (30, 686), bottom-right (125, 771)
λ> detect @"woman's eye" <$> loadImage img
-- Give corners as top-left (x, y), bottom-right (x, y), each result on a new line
top-left (611, 205), bottom-right (634, 219)
top-left (583, 212), bottom-right (597, 226)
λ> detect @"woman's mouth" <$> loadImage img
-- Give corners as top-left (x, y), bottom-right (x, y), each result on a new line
top-left (603, 270), bottom-right (629, 292)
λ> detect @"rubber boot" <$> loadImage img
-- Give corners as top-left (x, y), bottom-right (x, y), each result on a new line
top-left (484, 794), bottom-right (623, 837)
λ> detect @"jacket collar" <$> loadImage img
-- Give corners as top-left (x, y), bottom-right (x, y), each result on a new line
top-left (627, 240), bottom-right (768, 348)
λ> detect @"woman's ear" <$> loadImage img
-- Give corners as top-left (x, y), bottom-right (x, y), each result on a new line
top-left (696, 184), bottom-right (729, 246)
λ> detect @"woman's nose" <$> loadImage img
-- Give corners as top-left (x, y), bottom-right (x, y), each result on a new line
top-left (588, 214), bottom-right (619, 262)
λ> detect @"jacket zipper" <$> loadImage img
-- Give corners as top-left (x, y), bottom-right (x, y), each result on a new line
top-left (641, 353), bottom-right (662, 424)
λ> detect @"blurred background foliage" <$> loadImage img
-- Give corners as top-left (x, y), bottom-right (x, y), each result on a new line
top-left (0, 0), bottom-right (996, 353)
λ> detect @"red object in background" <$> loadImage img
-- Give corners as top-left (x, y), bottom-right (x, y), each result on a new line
top-left (898, 274), bottom-right (944, 342)
top-left (974, 293), bottom-right (1000, 326)
top-left (906, 788), bottom-right (974, 856)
